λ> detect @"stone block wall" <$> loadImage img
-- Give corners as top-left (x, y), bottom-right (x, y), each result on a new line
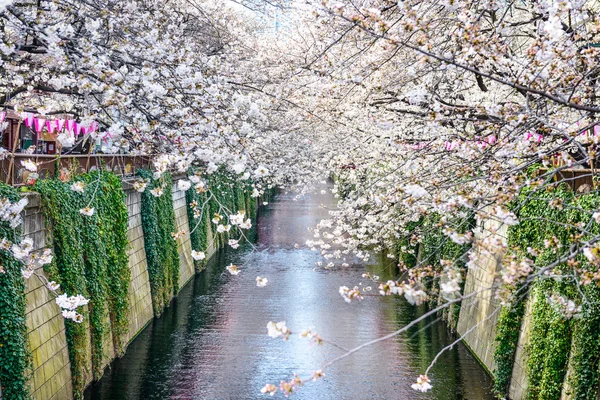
top-left (446, 205), bottom-right (600, 400)
top-left (456, 218), bottom-right (507, 374)
top-left (22, 194), bottom-right (73, 400)
top-left (508, 297), bottom-right (534, 400)
top-left (457, 216), bottom-right (538, 400)
top-left (21, 176), bottom-right (220, 399)
top-left (123, 190), bottom-right (154, 344)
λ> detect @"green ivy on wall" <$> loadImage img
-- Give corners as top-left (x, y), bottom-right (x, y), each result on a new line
top-left (493, 291), bottom-right (527, 397)
top-left (412, 212), bottom-right (474, 330)
top-left (137, 170), bottom-right (180, 317)
top-left (204, 171), bottom-right (257, 246)
top-left (247, 183), bottom-right (258, 219)
top-left (186, 187), bottom-right (210, 272)
top-left (492, 185), bottom-right (600, 400)
top-left (187, 170), bottom-right (258, 256)
top-left (81, 172), bottom-right (131, 353)
top-left (567, 284), bottom-right (600, 400)
top-left (0, 184), bottom-right (31, 400)
top-left (35, 171), bottom-right (131, 397)
top-left (526, 280), bottom-right (573, 400)
top-left (395, 219), bottom-right (421, 270)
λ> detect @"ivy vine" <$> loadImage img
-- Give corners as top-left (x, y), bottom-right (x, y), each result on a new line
top-left (185, 171), bottom-right (258, 268)
top-left (186, 187), bottom-right (210, 272)
top-left (492, 291), bottom-right (527, 397)
top-left (414, 212), bottom-right (475, 330)
top-left (80, 172), bottom-right (130, 353)
top-left (35, 170), bottom-right (130, 398)
top-left (0, 183), bottom-right (31, 400)
top-left (137, 170), bottom-right (180, 317)
top-left (567, 284), bottom-right (600, 400)
top-left (492, 184), bottom-right (600, 399)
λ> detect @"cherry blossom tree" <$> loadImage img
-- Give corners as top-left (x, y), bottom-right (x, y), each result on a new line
top-left (244, 0), bottom-right (600, 395)
top-left (4, 0), bottom-right (600, 395)
top-left (0, 0), bottom-right (299, 321)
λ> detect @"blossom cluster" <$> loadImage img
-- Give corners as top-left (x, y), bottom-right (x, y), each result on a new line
top-left (266, 321), bottom-right (291, 340)
top-left (55, 294), bottom-right (90, 323)
top-left (0, 194), bottom-right (90, 324)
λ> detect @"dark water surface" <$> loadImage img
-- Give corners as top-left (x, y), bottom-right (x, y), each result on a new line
top-left (85, 189), bottom-right (495, 400)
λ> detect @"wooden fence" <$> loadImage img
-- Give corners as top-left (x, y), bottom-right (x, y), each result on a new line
top-left (0, 154), bottom-right (153, 185)
top-left (538, 167), bottom-right (597, 193)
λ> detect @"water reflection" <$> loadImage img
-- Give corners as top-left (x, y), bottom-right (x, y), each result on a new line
top-left (85, 189), bottom-right (494, 400)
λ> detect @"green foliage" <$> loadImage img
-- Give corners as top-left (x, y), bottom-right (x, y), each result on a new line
top-left (203, 171), bottom-right (257, 245)
top-left (567, 285), bottom-right (600, 400)
top-left (205, 173), bottom-right (233, 248)
top-left (419, 214), bottom-right (470, 269)
top-left (81, 172), bottom-right (130, 352)
top-left (394, 219), bottom-right (421, 269)
top-left (526, 281), bottom-right (572, 400)
top-left (186, 188), bottom-right (210, 272)
top-left (137, 170), bottom-right (179, 317)
top-left (247, 187), bottom-right (258, 218)
top-left (493, 292), bottom-right (527, 397)
top-left (0, 184), bottom-right (31, 400)
top-left (184, 170), bottom-right (264, 271)
top-left (35, 171), bottom-right (130, 397)
top-left (491, 185), bottom-right (600, 400)
top-left (416, 212), bottom-right (474, 330)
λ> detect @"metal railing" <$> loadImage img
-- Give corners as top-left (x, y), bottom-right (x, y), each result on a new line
top-left (0, 154), bottom-right (153, 185)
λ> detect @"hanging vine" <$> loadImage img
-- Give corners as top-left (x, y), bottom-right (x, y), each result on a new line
top-left (415, 212), bottom-right (474, 330)
top-left (492, 184), bottom-right (600, 399)
top-left (492, 291), bottom-right (527, 397)
top-left (186, 187), bottom-right (210, 271)
top-left (35, 170), bottom-right (130, 397)
top-left (189, 170), bottom-right (257, 253)
top-left (0, 183), bottom-right (31, 400)
top-left (137, 169), bottom-right (180, 317)
top-left (80, 172), bottom-right (130, 353)
top-left (526, 280), bottom-right (573, 400)
top-left (567, 285), bottom-right (600, 400)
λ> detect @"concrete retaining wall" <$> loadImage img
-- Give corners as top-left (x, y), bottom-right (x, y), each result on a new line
top-left (457, 217), bottom-right (535, 400)
top-left (172, 184), bottom-right (195, 289)
top-left (123, 190), bottom-right (154, 346)
top-left (457, 217), bottom-right (506, 374)
top-left (22, 176), bottom-right (224, 399)
top-left (23, 195), bottom-right (72, 400)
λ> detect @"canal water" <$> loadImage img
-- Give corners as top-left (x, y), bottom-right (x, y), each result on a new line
top-left (85, 187), bottom-right (495, 400)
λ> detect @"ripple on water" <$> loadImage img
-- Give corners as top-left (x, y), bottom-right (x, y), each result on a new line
top-left (85, 189), bottom-right (494, 400)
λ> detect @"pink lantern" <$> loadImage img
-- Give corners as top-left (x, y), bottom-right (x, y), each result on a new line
top-left (74, 123), bottom-right (83, 137)
top-left (89, 121), bottom-right (98, 133)
top-left (66, 119), bottom-right (76, 133)
top-left (34, 118), bottom-right (45, 133)
top-left (57, 119), bottom-right (66, 132)
top-left (46, 120), bottom-right (57, 134)
top-left (23, 113), bottom-right (34, 128)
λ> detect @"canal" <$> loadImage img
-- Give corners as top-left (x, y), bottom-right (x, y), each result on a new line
top-left (85, 187), bottom-right (495, 399)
